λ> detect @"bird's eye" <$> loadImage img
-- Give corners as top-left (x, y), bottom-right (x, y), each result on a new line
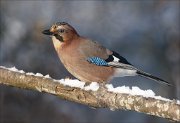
top-left (59, 29), bottom-right (65, 33)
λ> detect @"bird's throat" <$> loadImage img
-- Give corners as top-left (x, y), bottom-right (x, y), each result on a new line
top-left (52, 36), bottom-right (64, 50)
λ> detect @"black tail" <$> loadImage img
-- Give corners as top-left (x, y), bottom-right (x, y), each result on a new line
top-left (137, 71), bottom-right (172, 86)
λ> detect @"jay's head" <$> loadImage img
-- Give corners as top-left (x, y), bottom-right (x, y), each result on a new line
top-left (42, 22), bottom-right (79, 42)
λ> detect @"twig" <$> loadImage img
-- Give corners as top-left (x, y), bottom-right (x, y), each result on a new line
top-left (0, 67), bottom-right (179, 121)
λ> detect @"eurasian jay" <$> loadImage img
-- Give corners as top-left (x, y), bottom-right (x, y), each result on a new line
top-left (42, 22), bottom-right (171, 86)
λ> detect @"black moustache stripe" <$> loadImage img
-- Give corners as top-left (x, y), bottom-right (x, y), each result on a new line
top-left (54, 34), bottom-right (64, 42)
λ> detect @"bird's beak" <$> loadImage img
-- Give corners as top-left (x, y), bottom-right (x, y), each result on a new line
top-left (42, 29), bottom-right (53, 35)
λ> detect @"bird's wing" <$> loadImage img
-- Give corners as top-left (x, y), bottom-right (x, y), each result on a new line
top-left (87, 50), bottom-right (137, 70)
top-left (83, 40), bottom-right (171, 86)
top-left (81, 39), bottom-right (136, 70)
top-left (79, 39), bottom-right (110, 60)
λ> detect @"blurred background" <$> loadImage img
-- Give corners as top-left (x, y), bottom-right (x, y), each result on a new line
top-left (0, 0), bottom-right (179, 123)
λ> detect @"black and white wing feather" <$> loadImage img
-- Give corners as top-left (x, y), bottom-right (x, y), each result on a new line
top-left (104, 51), bottom-right (138, 70)
top-left (87, 50), bottom-right (171, 86)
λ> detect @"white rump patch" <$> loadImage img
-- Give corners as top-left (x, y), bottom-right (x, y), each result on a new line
top-left (114, 68), bottom-right (137, 77)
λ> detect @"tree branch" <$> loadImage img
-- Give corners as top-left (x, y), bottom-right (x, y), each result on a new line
top-left (0, 67), bottom-right (179, 121)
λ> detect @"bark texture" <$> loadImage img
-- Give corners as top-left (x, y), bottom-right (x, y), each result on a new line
top-left (0, 67), bottom-right (179, 121)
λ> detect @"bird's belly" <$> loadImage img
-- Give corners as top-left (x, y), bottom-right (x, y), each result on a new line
top-left (60, 57), bottom-right (114, 83)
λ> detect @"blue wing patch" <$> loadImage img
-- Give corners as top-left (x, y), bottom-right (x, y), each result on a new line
top-left (87, 57), bottom-right (108, 66)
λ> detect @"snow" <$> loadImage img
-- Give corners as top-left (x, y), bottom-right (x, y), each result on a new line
top-left (26, 72), bottom-right (35, 76)
top-left (0, 66), bottom-right (99, 91)
top-left (26, 72), bottom-right (51, 78)
top-left (58, 78), bottom-right (85, 89)
top-left (106, 84), bottom-right (155, 97)
top-left (4, 66), bottom-right (25, 73)
top-left (56, 79), bottom-right (99, 91)
top-left (35, 73), bottom-right (43, 77)
top-left (44, 74), bottom-right (51, 78)
top-left (106, 84), bottom-right (179, 104)
top-left (177, 100), bottom-right (180, 104)
top-left (0, 66), bottom-right (50, 78)
top-left (0, 66), bottom-right (179, 104)
top-left (84, 82), bottom-right (99, 91)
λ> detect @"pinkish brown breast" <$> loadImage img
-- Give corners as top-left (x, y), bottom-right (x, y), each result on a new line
top-left (53, 37), bottom-right (115, 83)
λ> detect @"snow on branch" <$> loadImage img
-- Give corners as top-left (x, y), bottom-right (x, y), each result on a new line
top-left (0, 66), bottom-right (179, 121)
